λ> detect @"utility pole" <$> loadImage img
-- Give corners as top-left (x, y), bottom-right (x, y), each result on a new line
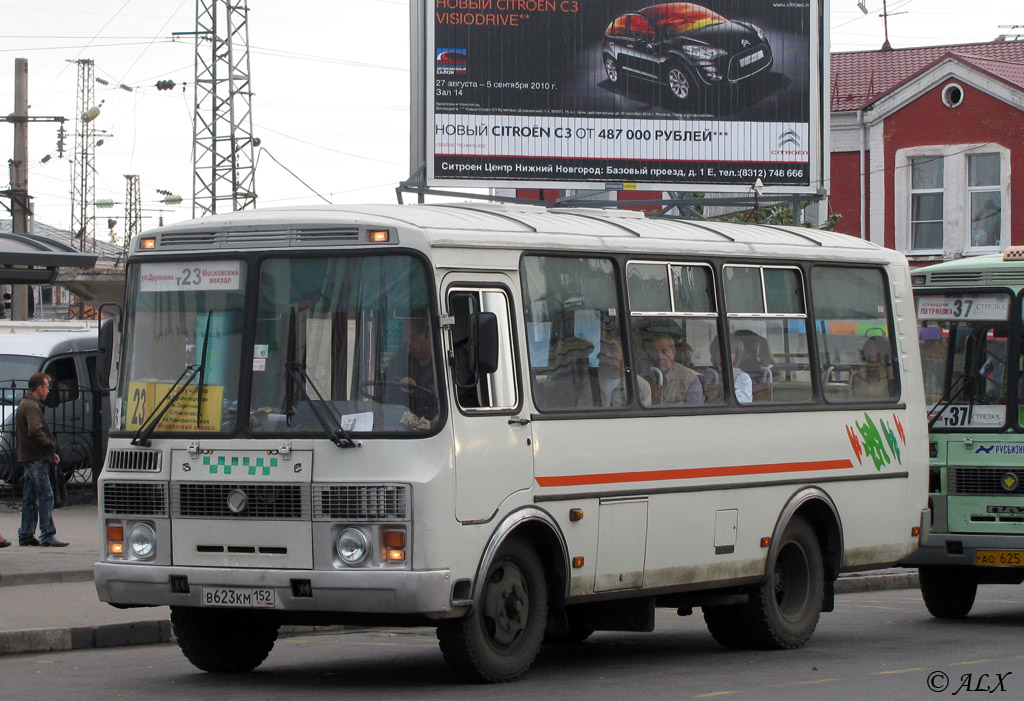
top-left (186, 0), bottom-right (258, 217)
top-left (124, 174), bottom-right (141, 252)
top-left (70, 58), bottom-right (98, 251)
top-left (3, 58), bottom-right (65, 320)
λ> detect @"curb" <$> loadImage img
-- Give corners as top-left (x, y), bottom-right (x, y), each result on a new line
top-left (0, 569), bottom-right (94, 587)
top-left (0, 621), bottom-right (349, 657)
top-left (834, 570), bottom-right (919, 594)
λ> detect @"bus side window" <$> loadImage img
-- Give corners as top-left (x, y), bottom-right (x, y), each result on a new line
top-left (811, 266), bottom-right (899, 403)
top-left (448, 288), bottom-right (518, 412)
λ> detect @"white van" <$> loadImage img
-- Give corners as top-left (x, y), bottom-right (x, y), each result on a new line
top-left (0, 321), bottom-right (108, 486)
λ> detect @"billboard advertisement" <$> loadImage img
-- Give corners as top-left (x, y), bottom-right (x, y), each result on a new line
top-left (424, 0), bottom-right (824, 192)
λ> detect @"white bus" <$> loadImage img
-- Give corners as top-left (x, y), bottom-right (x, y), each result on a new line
top-left (95, 203), bottom-right (928, 682)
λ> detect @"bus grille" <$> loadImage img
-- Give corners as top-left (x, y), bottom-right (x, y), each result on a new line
top-left (314, 484), bottom-right (409, 521)
top-left (949, 467), bottom-right (1023, 495)
top-left (174, 483), bottom-right (308, 519)
top-left (103, 482), bottom-right (168, 516)
top-left (105, 449), bottom-right (162, 472)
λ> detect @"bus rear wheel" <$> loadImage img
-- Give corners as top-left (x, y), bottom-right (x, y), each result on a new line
top-left (437, 537), bottom-right (548, 682)
top-left (743, 517), bottom-right (824, 649)
top-left (171, 607), bottom-right (279, 673)
top-left (919, 565), bottom-right (978, 618)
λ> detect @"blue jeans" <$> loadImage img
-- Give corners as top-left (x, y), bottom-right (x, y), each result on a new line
top-left (18, 460), bottom-right (56, 543)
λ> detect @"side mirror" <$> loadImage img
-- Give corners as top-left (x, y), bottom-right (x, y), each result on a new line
top-left (97, 303), bottom-right (122, 391)
top-left (469, 312), bottom-right (499, 375)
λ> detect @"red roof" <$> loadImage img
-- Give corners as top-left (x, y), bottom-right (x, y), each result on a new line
top-left (831, 41), bottom-right (1024, 112)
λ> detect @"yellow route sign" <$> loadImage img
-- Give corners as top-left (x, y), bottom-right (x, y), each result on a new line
top-left (126, 381), bottom-right (224, 432)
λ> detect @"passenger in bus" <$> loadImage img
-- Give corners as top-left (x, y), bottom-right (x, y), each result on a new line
top-left (735, 329), bottom-right (774, 401)
top-left (852, 335), bottom-right (894, 399)
top-left (643, 332), bottom-right (704, 406)
top-left (597, 336), bottom-right (651, 407)
top-left (729, 335), bottom-right (753, 404)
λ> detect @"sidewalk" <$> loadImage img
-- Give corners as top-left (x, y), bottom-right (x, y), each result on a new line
top-left (0, 499), bottom-right (921, 657)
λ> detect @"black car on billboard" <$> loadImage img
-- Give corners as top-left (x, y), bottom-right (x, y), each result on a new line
top-left (601, 2), bottom-right (773, 108)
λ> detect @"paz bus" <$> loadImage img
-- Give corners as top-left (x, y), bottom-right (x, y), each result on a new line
top-left (94, 203), bottom-right (928, 682)
top-left (903, 248), bottom-right (1024, 617)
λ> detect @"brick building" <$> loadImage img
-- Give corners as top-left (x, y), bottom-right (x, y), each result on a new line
top-left (829, 41), bottom-right (1024, 263)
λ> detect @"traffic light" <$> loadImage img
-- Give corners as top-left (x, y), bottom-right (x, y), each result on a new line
top-left (155, 80), bottom-right (176, 91)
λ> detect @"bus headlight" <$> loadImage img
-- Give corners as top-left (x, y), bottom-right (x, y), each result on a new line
top-left (336, 527), bottom-right (370, 566)
top-left (128, 523), bottom-right (157, 560)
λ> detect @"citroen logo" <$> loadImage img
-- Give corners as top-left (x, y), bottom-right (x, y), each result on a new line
top-left (1002, 473), bottom-right (1019, 492)
top-left (226, 488), bottom-right (249, 514)
top-left (778, 129), bottom-right (801, 149)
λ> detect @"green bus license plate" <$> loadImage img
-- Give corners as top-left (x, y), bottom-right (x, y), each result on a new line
top-left (976, 550), bottom-right (1024, 566)
top-left (202, 586), bottom-right (276, 608)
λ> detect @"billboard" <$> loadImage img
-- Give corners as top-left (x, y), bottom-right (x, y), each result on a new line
top-left (422, 0), bottom-right (825, 193)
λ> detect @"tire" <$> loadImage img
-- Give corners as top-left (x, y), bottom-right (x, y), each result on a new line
top-left (919, 566), bottom-right (978, 619)
top-left (743, 517), bottom-right (824, 650)
top-left (437, 537), bottom-right (548, 683)
top-left (603, 55), bottom-right (619, 84)
top-left (703, 604), bottom-right (753, 649)
top-left (543, 607), bottom-right (593, 644)
top-left (666, 63), bottom-right (695, 103)
top-left (171, 607), bottom-right (279, 673)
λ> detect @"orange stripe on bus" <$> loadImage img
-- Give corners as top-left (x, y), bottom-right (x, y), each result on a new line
top-left (534, 459), bottom-right (855, 488)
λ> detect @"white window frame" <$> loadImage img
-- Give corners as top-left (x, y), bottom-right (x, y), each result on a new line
top-left (894, 144), bottom-right (1010, 258)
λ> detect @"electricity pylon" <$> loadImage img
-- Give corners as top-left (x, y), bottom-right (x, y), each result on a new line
top-left (124, 174), bottom-right (141, 251)
top-left (190, 0), bottom-right (257, 217)
top-left (69, 58), bottom-right (97, 250)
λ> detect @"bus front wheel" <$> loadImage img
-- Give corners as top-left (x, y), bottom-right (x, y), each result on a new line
top-left (171, 607), bottom-right (279, 673)
top-left (743, 517), bottom-right (824, 649)
top-left (703, 604), bottom-right (753, 649)
top-left (919, 565), bottom-right (978, 618)
top-left (437, 537), bottom-right (548, 682)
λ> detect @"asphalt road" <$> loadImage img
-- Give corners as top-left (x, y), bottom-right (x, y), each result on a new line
top-left (4, 585), bottom-right (1024, 700)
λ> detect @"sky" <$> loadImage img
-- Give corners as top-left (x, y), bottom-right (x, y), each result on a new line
top-left (1, 0), bottom-right (1021, 242)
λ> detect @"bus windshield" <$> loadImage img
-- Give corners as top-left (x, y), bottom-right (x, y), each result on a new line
top-left (250, 254), bottom-right (440, 435)
top-left (119, 260), bottom-right (246, 434)
top-left (916, 291), bottom-right (1014, 430)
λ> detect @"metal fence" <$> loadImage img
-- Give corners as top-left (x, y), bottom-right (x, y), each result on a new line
top-left (0, 380), bottom-right (108, 500)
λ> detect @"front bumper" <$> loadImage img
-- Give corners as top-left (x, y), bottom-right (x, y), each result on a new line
top-left (901, 531), bottom-right (1024, 567)
top-left (95, 562), bottom-right (458, 618)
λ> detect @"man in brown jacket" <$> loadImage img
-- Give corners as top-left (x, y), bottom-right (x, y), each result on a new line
top-left (16, 372), bottom-right (67, 547)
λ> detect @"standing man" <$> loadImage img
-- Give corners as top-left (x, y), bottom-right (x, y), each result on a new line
top-left (16, 372), bottom-right (68, 547)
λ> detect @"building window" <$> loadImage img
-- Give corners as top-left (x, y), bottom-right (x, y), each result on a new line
top-left (910, 157), bottom-right (944, 251)
top-left (968, 153), bottom-right (1000, 248)
top-left (895, 144), bottom-right (1010, 257)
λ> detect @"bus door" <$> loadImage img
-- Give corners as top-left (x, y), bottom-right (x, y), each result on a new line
top-left (443, 277), bottom-right (533, 523)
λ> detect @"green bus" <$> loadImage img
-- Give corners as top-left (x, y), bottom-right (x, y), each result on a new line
top-left (905, 248), bottom-right (1024, 616)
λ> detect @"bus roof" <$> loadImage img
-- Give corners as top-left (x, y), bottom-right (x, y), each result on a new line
top-left (912, 253), bottom-right (1024, 288)
top-left (138, 203), bottom-right (901, 265)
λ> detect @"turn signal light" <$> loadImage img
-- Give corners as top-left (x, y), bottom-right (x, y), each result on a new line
top-left (140, 237), bottom-right (157, 249)
top-left (369, 229), bottom-right (390, 243)
top-left (572, 556), bottom-right (584, 568)
top-left (760, 537), bottom-right (772, 548)
top-left (912, 526), bottom-right (921, 537)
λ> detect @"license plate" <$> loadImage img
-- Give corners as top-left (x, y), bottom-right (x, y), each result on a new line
top-left (740, 50), bottom-right (764, 67)
top-left (202, 586), bottom-right (276, 608)
top-left (976, 550), bottom-right (1024, 567)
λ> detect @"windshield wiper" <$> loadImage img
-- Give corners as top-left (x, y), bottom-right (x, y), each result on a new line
top-left (285, 361), bottom-right (359, 448)
top-left (131, 363), bottom-right (201, 446)
top-left (195, 312), bottom-right (212, 428)
top-left (928, 336), bottom-right (976, 429)
top-left (282, 307), bottom-right (358, 448)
